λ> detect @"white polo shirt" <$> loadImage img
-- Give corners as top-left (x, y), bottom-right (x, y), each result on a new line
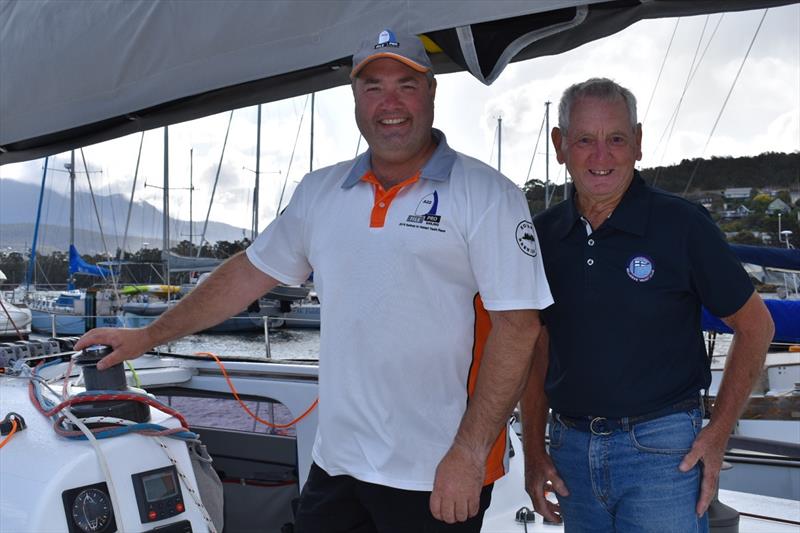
top-left (246, 129), bottom-right (552, 490)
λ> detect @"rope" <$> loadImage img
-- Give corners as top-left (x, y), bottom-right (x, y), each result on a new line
top-left (0, 419), bottom-right (18, 449)
top-left (155, 438), bottom-right (218, 533)
top-left (60, 405), bottom-right (128, 533)
top-left (194, 351), bottom-right (318, 429)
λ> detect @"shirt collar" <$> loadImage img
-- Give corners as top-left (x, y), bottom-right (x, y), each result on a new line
top-left (341, 128), bottom-right (456, 189)
top-left (558, 170), bottom-right (651, 239)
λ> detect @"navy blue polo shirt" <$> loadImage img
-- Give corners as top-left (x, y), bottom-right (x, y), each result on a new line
top-left (535, 172), bottom-right (754, 418)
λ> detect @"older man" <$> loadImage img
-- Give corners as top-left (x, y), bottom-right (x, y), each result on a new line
top-left (521, 78), bottom-right (773, 532)
top-left (77, 29), bottom-right (553, 532)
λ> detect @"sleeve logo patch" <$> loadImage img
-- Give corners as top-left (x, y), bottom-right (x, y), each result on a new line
top-left (516, 221), bottom-right (537, 257)
top-left (626, 255), bottom-right (655, 282)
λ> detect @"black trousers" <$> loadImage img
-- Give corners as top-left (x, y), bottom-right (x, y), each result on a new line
top-left (293, 463), bottom-right (494, 533)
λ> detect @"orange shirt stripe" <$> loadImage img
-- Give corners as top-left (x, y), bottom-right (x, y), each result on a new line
top-left (468, 294), bottom-right (508, 485)
top-left (361, 171), bottom-right (420, 228)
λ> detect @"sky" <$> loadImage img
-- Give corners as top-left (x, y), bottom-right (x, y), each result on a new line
top-left (1, 4), bottom-right (798, 236)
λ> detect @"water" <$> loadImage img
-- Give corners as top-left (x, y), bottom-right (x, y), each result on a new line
top-left (29, 328), bottom-right (320, 360)
top-left (33, 328), bottom-right (729, 360)
top-left (155, 329), bottom-right (320, 361)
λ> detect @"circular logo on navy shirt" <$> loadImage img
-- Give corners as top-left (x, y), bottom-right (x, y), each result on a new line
top-left (626, 255), bottom-right (655, 282)
top-left (516, 221), bottom-right (537, 257)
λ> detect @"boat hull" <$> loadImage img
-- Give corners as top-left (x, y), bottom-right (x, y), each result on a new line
top-left (0, 300), bottom-right (32, 338)
top-left (30, 309), bottom-right (121, 335)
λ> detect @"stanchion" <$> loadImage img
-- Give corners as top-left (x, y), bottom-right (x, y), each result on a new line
top-left (263, 316), bottom-right (272, 359)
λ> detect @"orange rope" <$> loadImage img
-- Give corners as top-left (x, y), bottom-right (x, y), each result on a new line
top-left (0, 419), bottom-right (18, 449)
top-left (195, 352), bottom-right (318, 429)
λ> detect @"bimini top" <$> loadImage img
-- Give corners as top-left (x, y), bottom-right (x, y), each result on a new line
top-left (703, 300), bottom-right (800, 344)
top-left (0, 0), bottom-right (793, 165)
top-left (730, 244), bottom-right (800, 272)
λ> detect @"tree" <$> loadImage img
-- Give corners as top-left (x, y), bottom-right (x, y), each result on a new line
top-left (750, 194), bottom-right (772, 213)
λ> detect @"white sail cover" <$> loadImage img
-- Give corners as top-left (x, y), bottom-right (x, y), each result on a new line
top-left (0, 0), bottom-right (792, 165)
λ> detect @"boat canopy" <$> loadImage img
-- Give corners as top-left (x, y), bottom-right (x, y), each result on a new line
top-left (162, 251), bottom-right (223, 273)
top-left (703, 300), bottom-right (800, 344)
top-left (69, 244), bottom-right (115, 279)
top-left (0, 0), bottom-right (793, 165)
top-left (730, 244), bottom-right (800, 272)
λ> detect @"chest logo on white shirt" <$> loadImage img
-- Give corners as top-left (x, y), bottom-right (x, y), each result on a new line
top-left (627, 255), bottom-right (655, 282)
top-left (516, 221), bottom-right (537, 257)
top-left (400, 190), bottom-right (445, 233)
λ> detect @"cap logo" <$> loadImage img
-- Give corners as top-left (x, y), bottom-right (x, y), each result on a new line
top-left (626, 255), bottom-right (654, 282)
top-left (375, 29), bottom-right (400, 49)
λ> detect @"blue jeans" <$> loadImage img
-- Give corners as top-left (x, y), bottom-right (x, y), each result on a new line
top-left (549, 408), bottom-right (709, 533)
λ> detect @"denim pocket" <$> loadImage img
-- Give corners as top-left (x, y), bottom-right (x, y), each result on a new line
top-left (547, 417), bottom-right (565, 450)
top-left (629, 409), bottom-right (701, 454)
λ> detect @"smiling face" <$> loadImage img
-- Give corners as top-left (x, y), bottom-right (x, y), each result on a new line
top-left (353, 58), bottom-right (436, 175)
top-left (553, 96), bottom-right (642, 206)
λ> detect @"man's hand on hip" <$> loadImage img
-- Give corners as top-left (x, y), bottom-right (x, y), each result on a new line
top-left (679, 424), bottom-right (728, 516)
top-left (430, 441), bottom-right (485, 523)
top-left (525, 450), bottom-right (568, 523)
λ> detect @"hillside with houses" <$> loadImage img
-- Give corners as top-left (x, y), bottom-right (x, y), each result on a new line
top-left (524, 151), bottom-right (800, 248)
top-left (642, 151), bottom-right (799, 247)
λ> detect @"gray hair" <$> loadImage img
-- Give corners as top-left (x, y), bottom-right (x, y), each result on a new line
top-left (557, 78), bottom-right (638, 134)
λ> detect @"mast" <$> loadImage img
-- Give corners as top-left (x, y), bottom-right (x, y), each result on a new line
top-left (189, 147), bottom-right (194, 248)
top-left (545, 101), bottom-right (551, 208)
top-left (26, 157), bottom-right (48, 289)
top-left (253, 105), bottom-right (261, 240)
top-left (163, 127), bottom-right (170, 285)
top-left (497, 116), bottom-right (502, 173)
top-left (310, 93), bottom-right (315, 173)
top-left (69, 150), bottom-right (75, 251)
top-left (67, 150), bottom-right (76, 289)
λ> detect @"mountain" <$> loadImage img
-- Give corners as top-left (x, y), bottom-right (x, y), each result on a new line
top-left (639, 152), bottom-right (800, 193)
top-left (0, 180), bottom-right (249, 254)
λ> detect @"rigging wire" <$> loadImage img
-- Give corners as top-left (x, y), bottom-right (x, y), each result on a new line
top-left (488, 121), bottom-right (498, 167)
top-left (651, 14), bottom-right (725, 185)
top-left (355, 134), bottom-right (363, 159)
top-left (682, 9), bottom-right (769, 196)
top-left (277, 94), bottom-right (311, 216)
top-left (105, 180), bottom-right (120, 253)
top-left (79, 149), bottom-right (121, 297)
top-left (525, 110), bottom-right (548, 183)
top-left (642, 18), bottom-right (681, 126)
top-left (121, 132), bottom-right (145, 259)
top-left (198, 110), bottom-right (235, 256)
top-left (650, 15), bottom-right (711, 172)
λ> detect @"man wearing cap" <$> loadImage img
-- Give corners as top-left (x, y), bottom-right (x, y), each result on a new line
top-left (77, 29), bottom-right (552, 531)
top-left (520, 77), bottom-right (773, 532)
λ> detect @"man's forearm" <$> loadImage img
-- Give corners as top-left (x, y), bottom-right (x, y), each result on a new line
top-left (708, 292), bottom-right (774, 434)
top-left (520, 325), bottom-right (550, 460)
top-left (452, 309), bottom-right (541, 457)
top-left (145, 252), bottom-right (279, 347)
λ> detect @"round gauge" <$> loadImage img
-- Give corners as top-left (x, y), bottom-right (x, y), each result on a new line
top-left (70, 487), bottom-right (113, 533)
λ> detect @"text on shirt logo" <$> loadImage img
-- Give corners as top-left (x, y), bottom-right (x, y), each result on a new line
top-left (400, 190), bottom-right (445, 232)
top-left (626, 255), bottom-right (655, 282)
top-left (516, 221), bottom-right (537, 257)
